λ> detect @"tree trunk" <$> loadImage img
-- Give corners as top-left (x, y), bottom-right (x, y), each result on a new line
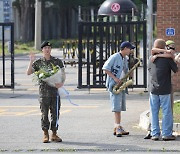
top-left (19, 0), bottom-right (34, 42)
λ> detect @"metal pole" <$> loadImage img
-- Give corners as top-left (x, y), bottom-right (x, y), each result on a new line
top-left (78, 23), bottom-right (83, 88)
top-left (78, 6), bottom-right (82, 21)
top-left (11, 23), bottom-right (14, 89)
top-left (146, 0), bottom-right (153, 90)
top-left (35, 0), bottom-right (41, 50)
top-left (2, 26), bottom-right (5, 87)
top-left (147, 0), bottom-right (153, 57)
top-left (91, 8), bottom-right (94, 22)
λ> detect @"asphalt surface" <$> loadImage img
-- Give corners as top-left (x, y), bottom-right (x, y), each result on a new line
top-left (0, 49), bottom-right (180, 153)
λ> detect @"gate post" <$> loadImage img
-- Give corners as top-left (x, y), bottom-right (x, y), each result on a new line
top-left (78, 22), bottom-right (83, 88)
top-left (11, 23), bottom-right (15, 89)
top-left (0, 22), bottom-right (14, 89)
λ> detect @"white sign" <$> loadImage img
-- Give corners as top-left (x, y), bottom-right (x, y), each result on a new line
top-left (166, 28), bottom-right (175, 36)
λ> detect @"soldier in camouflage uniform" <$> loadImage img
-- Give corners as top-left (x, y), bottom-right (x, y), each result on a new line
top-left (27, 41), bottom-right (65, 143)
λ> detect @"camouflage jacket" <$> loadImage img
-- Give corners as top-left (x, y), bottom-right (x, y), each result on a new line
top-left (32, 56), bottom-right (64, 97)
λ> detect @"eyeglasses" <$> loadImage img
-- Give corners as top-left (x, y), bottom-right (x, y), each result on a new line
top-left (167, 46), bottom-right (176, 50)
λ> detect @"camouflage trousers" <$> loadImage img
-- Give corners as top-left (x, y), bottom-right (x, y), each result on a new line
top-left (39, 96), bottom-right (61, 131)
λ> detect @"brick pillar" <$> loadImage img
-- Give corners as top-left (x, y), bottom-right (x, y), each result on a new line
top-left (157, 0), bottom-right (180, 92)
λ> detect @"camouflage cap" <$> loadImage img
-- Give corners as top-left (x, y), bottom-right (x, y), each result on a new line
top-left (166, 40), bottom-right (175, 46)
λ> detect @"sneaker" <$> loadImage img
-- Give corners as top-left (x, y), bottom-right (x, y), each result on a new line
top-left (162, 135), bottom-right (176, 141)
top-left (113, 128), bottom-right (116, 135)
top-left (113, 126), bottom-right (129, 137)
top-left (114, 127), bottom-right (122, 137)
top-left (151, 136), bottom-right (159, 141)
top-left (119, 126), bottom-right (129, 135)
top-left (144, 131), bottom-right (152, 139)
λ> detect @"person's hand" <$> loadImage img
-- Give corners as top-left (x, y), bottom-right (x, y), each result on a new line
top-left (175, 53), bottom-right (180, 63)
top-left (114, 77), bottom-right (121, 85)
top-left (29, 52), bottom-right (36, 62)
top-left (151, 55), bottom-right (157, 62)
top-left (167, 49), bottom-right (176, 54)
top-left (169, 54), bottom-right (175, 59)
top-left (55, 83), bottom-right (64, 88)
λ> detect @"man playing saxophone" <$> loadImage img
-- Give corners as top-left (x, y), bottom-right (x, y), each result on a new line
top-left (102, 41), bottom-right (135, 137)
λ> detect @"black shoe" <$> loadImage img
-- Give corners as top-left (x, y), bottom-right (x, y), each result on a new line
top-left (162, 135), bottom-right (176, 141)
top-left (144, 132), bottom-right (152, 139)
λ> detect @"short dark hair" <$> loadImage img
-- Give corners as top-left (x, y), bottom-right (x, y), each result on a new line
top-left (154, 39), bottom-right (166, 49)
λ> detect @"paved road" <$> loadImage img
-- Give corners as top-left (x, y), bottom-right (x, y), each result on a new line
top-left (0, 49), bottom-right (180, 153)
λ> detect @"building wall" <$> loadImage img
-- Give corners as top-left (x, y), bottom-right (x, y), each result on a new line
top-left (157, 0), bottom-right (180, 91)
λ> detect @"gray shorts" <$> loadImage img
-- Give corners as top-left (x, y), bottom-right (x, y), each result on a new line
top-left (110, 91), bottom-right (126, 112)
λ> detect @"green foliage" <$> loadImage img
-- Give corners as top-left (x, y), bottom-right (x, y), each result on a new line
top-left (0, 41), bottom-right (38, 55)
top-left (14, 41), bottom-right (38, 54)
top-left (173, 101), bottom-right (180, 123)
top-left (34, 63), bottom-right (60, 80)
top-left (0, 43), bottom-right (8, 54)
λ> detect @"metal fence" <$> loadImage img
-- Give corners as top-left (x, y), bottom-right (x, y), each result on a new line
top-left (0, 22), bottom-right (14, 89)
top-left (78, 20), bottom-right (147, 89)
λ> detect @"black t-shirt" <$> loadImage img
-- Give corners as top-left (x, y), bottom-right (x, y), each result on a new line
top-left (148, 57), bottom-right (178, 95)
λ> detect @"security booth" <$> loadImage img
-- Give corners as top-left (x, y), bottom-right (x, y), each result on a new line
top-left (0, 22), bottom-right (14, 89)
top-left (78, 0), bottom-right (147, 89)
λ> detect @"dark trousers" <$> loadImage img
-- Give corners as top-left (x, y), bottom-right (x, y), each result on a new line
top-left (39, 96), bottom-right (61, 131)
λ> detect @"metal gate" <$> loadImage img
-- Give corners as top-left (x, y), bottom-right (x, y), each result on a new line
top-left (78, 21), bottom-right (147, 89)
top-left (0, 22), bottom-right (14, 89)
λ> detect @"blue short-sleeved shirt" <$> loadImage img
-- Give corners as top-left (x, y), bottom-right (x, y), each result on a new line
top-left (102, 53), bottom-right (128, 92)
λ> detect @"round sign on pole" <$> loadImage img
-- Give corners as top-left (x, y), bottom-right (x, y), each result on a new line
top-left (111, 3), bottom-right (120, 12)
top-left (98, 0), bottom-right (138, 16)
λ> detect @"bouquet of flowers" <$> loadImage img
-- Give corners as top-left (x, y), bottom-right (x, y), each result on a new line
top-left (33, 63), bottom-right (65, 87)
top-left (33, 63), bottom-right (78, 106)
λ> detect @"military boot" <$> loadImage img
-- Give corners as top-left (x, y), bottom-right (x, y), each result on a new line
top-left (43, 130), bottom-right (49, 143)
top-left (51, 130), bottom-right (62, 142)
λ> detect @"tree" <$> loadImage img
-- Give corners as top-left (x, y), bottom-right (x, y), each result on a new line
top-left (13, 0), bottom-right (35, 42)
top-left (13, 0), bottom-right (155, 42)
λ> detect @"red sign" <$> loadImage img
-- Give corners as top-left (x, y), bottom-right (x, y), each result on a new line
top-left (111, 3), bottom-right (120, 12)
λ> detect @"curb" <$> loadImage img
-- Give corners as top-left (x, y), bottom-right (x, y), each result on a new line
top-left (139, 110), bottom-right (150, 130)
top-left (139, 110), bottom-right (180, 136)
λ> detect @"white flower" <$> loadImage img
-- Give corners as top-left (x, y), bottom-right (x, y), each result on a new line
top-left (33, 64), bottom-right (65, 87)
top-left (42, 68), bottom-right (66, 87)
top-left (39, 73), bottom-right (44, 79)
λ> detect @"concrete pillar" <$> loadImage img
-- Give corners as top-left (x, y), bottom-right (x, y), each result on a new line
top-left (34, 0), bottom-right (41, 50)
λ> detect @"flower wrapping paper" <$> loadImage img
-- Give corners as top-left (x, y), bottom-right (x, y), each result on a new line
top-left (42, 68), bottom-right (65, 87)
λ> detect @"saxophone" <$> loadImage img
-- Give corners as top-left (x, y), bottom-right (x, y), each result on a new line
top-left (112, 58), bottom-right (141, 94)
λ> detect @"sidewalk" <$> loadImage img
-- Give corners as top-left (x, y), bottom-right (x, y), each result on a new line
top-left (0, 49), bottom-right (180, 153)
